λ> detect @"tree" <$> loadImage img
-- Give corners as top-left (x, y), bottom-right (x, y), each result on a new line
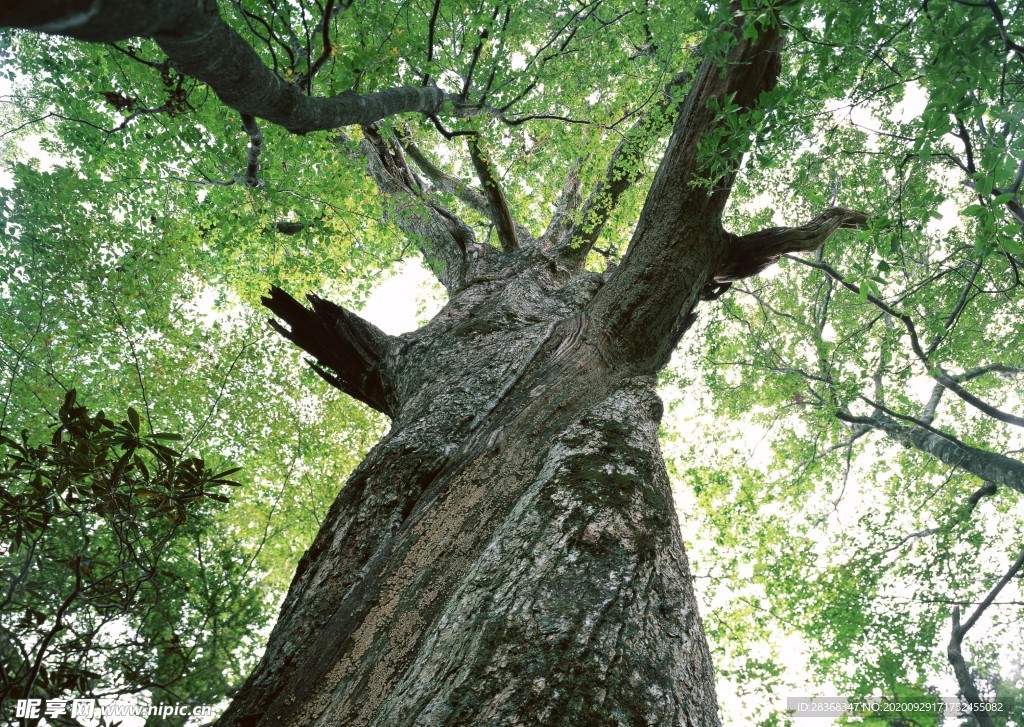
top-left (0, 390), bottom-right (264, 717)
top-left (1, 0), bottom-right (1021, 725)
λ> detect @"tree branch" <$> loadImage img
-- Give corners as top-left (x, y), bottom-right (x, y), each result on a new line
top-left (716, 207), bottom-right (870, 282)
top-left (2, 1), bottom-right (454, 133)
top-left (788, 255), bottom-right (1024, 428)
top-left (240, 114), bottom-right (263, 188)
top-left (635, 9), bottom-right (784, 225)
top-left (836, 409), bottom-right (1024, 496)
top-left (587, 7), bottom-right (791, 370)
top-left (541, 161), bottom-right (584, 248)
top-left (262, 286), bottom-right (396, 416)
top-left (947, 544), bottom-right (1024, 727)
top-left (467, 137), bottom-right (518, 252)
top-left (398, 130), bottom-right (535, 245)
top-left (962, 179), bottom-right (1024, 226)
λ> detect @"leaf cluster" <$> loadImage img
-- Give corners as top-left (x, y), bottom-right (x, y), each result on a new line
top-left (0, 390), bottom-right (262, 710)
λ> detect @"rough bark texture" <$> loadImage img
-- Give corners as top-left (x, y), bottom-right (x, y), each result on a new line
top-left (216, 10), bottom-right (806, 727)
top-left (227, 247), bottom-right (720, 726)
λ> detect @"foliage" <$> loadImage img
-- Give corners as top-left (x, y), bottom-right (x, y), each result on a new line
top-left (666, 5), bottom-right (1024, 712)
top-left (1, 0), bottom-right (1023, 723)
top-left (0, 389), bottom-right (260, 709)
top-left (1, 12), bottom-right (389, 713)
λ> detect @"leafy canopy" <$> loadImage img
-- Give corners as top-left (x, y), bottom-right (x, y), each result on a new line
top-left (1, 0), bottom-right (1023, 722)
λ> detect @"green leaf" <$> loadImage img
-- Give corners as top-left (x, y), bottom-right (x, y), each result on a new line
top-left (126, 407), bottom-right (141, 434)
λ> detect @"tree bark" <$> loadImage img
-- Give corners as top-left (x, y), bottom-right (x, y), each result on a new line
top-left (226, 256), bottom-right (719, 726)
top-left (219, 9), bottom-right (805, 727)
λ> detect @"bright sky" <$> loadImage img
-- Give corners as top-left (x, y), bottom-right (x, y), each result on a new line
top-left (357, 258), bottom-right (441, 334)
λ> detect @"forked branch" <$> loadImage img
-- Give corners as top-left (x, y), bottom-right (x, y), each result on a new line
top-left (947, 545), bottom-right (1024, 727)
top-left (789, 255), bottom-right (1024, 429)
top-left (587, 6), bottom-right (787, 370)
top-left (400, 130), bottom-right (534, 245)
top-left (361, 126), bottom-right (477, 292)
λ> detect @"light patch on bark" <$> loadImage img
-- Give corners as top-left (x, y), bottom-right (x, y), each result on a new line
top-left (30, 2), bottom-right (100, 32)
top-left (367, 378), bottom-right (719, 727)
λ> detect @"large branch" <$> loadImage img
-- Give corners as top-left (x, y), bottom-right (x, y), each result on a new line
top-left (587, 8), bottom-right (785, 370)
top-left (836, 410), bottom-right (1024, 496)
top-left (2, 1), bottom-right (453, 134)
top-left (262, 286), bottom-right (396, 416)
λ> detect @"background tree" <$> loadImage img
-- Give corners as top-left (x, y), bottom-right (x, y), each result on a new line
top-left (0, 389), bottom-right (262, 719)
top-left (1, 0), bottom-right (1022, 725)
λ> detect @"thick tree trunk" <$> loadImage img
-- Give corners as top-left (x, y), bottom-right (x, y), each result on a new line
top-left (1, 2), bottom-right (880, 724)
top-left (218, 9), bottom-right (797, 726)
top-left (223, 256), bottom-right (719, 726)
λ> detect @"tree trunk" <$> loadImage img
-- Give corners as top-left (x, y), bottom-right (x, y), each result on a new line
top-left (0, 3), bottom-right (883, 724)
top-left (220, 9), bottom-right (801, 726)
top-left (223, 258), bottom-right (720, 726)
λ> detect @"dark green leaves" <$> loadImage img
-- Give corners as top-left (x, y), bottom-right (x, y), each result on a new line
top-left (0, 390), bottom-right (257, 705)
